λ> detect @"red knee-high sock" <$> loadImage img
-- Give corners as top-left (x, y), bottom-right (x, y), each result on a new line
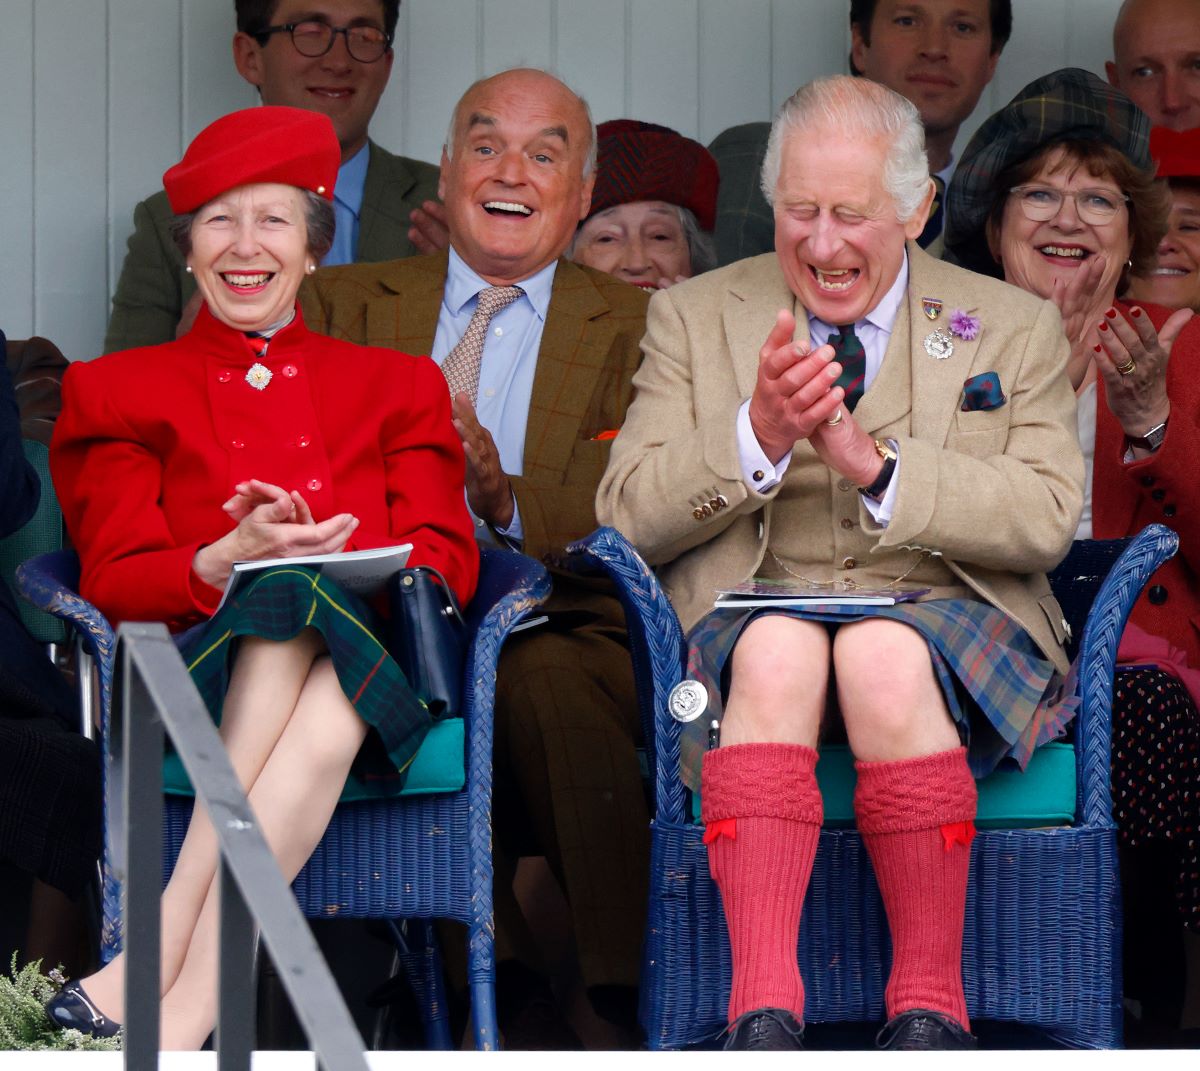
top-left (854, 746), bottom-right (977, 1030)
top-left (701, 742), bottom-right (823, 1023)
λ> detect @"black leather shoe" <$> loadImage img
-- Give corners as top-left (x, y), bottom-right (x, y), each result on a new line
top-left (44, 981), bottom-right (122, 1039)
top-left (722, 1007), bottom-right (805, 1050)
top-left (876, 1009), bottom-right (976, 1050)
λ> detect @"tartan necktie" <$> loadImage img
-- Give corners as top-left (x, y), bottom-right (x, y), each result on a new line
top-left (440, 285), bottom-right (523, 405)
top-left (831, 323), bottom-right (866, 412)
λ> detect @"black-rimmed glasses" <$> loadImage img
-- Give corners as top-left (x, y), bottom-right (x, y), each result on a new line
top-left (256, 20), bottom-right (393, 63)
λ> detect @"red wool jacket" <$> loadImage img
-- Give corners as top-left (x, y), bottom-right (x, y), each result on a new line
top-left (51, 305), bottom-right (478, 630)
top-left (1092, 301), bottom-right (1200, 664)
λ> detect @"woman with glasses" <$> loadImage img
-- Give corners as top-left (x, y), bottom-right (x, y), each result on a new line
top-left (946, 68), bottom-right (1200, 1030)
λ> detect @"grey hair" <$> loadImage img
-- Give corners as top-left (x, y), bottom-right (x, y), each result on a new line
top-left (443, 68), bottom-right (598, 179)
top-left (169, 188), bottom-right (336, 261)
top-left (566, 204), bottom-right (717, 278)
top-left (760, 75), bottom-right (931, 224)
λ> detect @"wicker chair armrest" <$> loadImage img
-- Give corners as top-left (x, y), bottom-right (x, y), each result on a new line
top-left (566, 527), bottom-right (689, 825)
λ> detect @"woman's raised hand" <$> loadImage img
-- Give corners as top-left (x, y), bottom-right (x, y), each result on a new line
top-left (1095, 304), bottom-right (1195, 449)
top-left (1049, 255), bottom-right (1108, 390)
top-left (194, 480), bottom-right (358, 589)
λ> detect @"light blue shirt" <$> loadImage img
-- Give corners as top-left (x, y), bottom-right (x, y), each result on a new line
top-left (323, 143), bottom-right (370, 267)
top-left (431, 247), bottom-right (558, 541)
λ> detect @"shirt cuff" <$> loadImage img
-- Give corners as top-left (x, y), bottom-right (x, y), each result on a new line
top-left (860, 440), bottom-right (900, 526)
top-left (494, 495), bottom-right (524, 547)
top-left (736, 399), bottom-right (791, 492)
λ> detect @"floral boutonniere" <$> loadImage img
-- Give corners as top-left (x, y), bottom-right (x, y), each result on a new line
top-left (949, 309), bottom-right (981, 341)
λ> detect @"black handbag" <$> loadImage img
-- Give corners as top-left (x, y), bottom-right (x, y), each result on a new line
top-left (387, 566), bottom-right (468, 719)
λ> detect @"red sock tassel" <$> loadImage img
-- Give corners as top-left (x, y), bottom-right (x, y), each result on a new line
top-left (701, 743), bottom-right (822, 1023)
top-left (854, 746), bottom-right (977, 1031)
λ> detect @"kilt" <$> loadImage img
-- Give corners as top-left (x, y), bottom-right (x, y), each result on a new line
top-left (175, 565), bottom-right (430, 801)
top-left (680, 597), bottom-right (1078, 792)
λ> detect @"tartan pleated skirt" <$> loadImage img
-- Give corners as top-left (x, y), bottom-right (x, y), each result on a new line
top-left (680, 597), bottom-right (1079, 791)
top-left (175, 565), bottom-right (430, 801)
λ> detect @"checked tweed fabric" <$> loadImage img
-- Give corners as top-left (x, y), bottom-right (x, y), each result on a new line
top-left (440, 285), bottom-right (523, 404)
top-left (832, 323), bottom-right (866, 412)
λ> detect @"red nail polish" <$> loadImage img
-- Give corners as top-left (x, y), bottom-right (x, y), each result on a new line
top-left (1099, 321), bottom-right (1109, 332)
top-left (1093, 344), bottom-right (1103, 352)
top-left (1105, 308), bottom-right (1117, 319)
top-left (1131, 308), bottom-right (1142, 318)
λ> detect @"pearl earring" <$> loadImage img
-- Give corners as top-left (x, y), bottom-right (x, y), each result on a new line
top-left (306, 263), bottom-right (316, 275)
top-left (185, 265), bottom-right (193, 274)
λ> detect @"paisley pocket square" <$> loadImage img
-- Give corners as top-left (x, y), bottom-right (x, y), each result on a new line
top-left (960, 372), bottom-right (1006, 412)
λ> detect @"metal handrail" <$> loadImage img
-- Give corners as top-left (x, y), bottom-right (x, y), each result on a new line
top-left (111, 621), bottom-right (369, 1071)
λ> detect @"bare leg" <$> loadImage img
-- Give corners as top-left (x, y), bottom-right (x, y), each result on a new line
top-left (79, 630), bottom-right (325, 1019)
top-left (158, 656), bottom-right (368, 1049)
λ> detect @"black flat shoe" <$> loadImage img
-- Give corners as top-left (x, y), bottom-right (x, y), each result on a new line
top-left (722, 1007), bottom-right (805, 1051)
top-left (876, 1008), bottom-right (976, 1050)
top-left (44, 981), bottom-right (122, 1039)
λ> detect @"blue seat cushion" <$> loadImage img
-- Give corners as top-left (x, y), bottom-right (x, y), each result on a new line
top-left (690, 742), bottom-right (1076, 829)
top-left (163, 717), bottom-right (466, 801)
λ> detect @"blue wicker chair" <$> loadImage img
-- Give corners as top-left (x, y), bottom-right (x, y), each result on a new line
top-left (566, 524), bottom-right (1180, 1050)
top-left (16, 545), bottom-right (550, 1050)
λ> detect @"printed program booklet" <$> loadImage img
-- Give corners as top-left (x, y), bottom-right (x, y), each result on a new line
top-left (714, 577), bottom-right (929, 609)
top-left (216, 543), bottom-right (413, 612)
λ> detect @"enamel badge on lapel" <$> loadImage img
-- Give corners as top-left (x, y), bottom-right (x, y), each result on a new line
top-left (921, 298), bottom-right (942, 320)
top-left (923, 329), bottom-right (954, 360)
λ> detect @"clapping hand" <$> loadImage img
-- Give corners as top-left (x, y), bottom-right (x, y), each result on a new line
top-left (1049, 255), bottom-right (1108, 389)
top-left (192, 478), bottom-right (358, 588)
top-left (1094, 304), bottom-right (1194, 447)
top-left (451, 394), bottom-right (515, 530)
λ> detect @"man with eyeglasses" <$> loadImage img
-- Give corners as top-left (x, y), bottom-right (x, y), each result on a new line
top-left (103, 0), bottom-right (446, 355)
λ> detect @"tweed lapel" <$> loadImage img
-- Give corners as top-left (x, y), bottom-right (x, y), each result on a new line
top-left (906, 242), bottom-right (979, 446)
top-left (521, 259), bottom-right (616, 483)
top-left (363, 252), bottom-right (446, 354)
top-left (357, 142), bottom-right (419, 262)
top-left (722, 255), bottom-right (806, 400)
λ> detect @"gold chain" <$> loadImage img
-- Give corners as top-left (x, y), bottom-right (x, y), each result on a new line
top-left (767, 548), bottom-right (932, 591)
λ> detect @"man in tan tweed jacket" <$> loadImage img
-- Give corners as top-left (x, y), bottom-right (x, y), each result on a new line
top-left (302, 68), bottom-right (650, 1043)
top-left (598, 76), bottom-right (1082, 1051)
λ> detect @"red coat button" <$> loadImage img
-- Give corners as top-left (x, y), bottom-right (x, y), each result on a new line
top-left (231, 439), bottom-right (245, 450)
top-left (298, 435), bottom-right (311, 448)
top-left (307, 478), bottom-right (322, 492)
top-left (282, 364), bottom-right (298, 378)
top-left (217, 371), bottom-right (232, 383)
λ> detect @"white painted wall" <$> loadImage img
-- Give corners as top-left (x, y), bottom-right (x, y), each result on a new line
top-left (0, 0), bottom-right (1121, 362)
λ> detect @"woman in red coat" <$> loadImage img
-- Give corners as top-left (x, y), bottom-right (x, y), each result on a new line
top-left (45, 107), bottom-right (478, 1048)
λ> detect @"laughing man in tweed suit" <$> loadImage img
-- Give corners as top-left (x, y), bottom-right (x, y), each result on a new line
top-left (598, 76), bottom-right (1083, 1051)
top-left (301, 67), bottom-right (650, 1041)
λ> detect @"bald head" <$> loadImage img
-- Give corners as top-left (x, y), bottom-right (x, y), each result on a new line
top-left (1106, 0), bottom-right (1200, 130)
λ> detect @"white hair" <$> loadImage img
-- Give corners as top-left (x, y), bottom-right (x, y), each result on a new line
top-left (443, 67), bottom-right (598, 179)
top-left (760, 75), bottom-right (931, 224)
top-left (566, 204), bottom-right (716, 275)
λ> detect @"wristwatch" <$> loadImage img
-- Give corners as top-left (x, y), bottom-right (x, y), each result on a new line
top-left (859, 439), bottom-right (898, 500)
top-left (1127, 420), bottom-right (1168, 453)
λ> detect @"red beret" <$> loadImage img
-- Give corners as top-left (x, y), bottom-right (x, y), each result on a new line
top-left (589, 120), bottom-right (720, 232)
top-left (1151, 126), bottom-right (1200, 179)
top-left (163, 106), bottom-right (340, 214)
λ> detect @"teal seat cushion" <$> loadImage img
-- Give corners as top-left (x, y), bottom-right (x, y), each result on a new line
top-left (690, 742), bottom-right (1076, 829)
top-left (163, 717), bottom-right (466, 801)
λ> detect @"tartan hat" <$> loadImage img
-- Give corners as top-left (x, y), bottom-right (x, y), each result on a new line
top-left (1151, 126), bottom-right (1200, 179)
top-left (163, 106), bottom-right (340, 214)
top-left (589, 120), bottom-right (720, 231)
top-left (944, 68), bottom-right (1152, 275)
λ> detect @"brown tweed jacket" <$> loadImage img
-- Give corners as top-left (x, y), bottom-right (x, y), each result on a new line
top-left (300, 252), bottom-right (649, 614)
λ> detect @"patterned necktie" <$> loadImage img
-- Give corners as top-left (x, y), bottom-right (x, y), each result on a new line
top-left (918, 173), bottom-right (946, 249)
top-left (440, 286), bottom-right (523, 405)
top-left (831, 323), bottom-right (866, 412)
